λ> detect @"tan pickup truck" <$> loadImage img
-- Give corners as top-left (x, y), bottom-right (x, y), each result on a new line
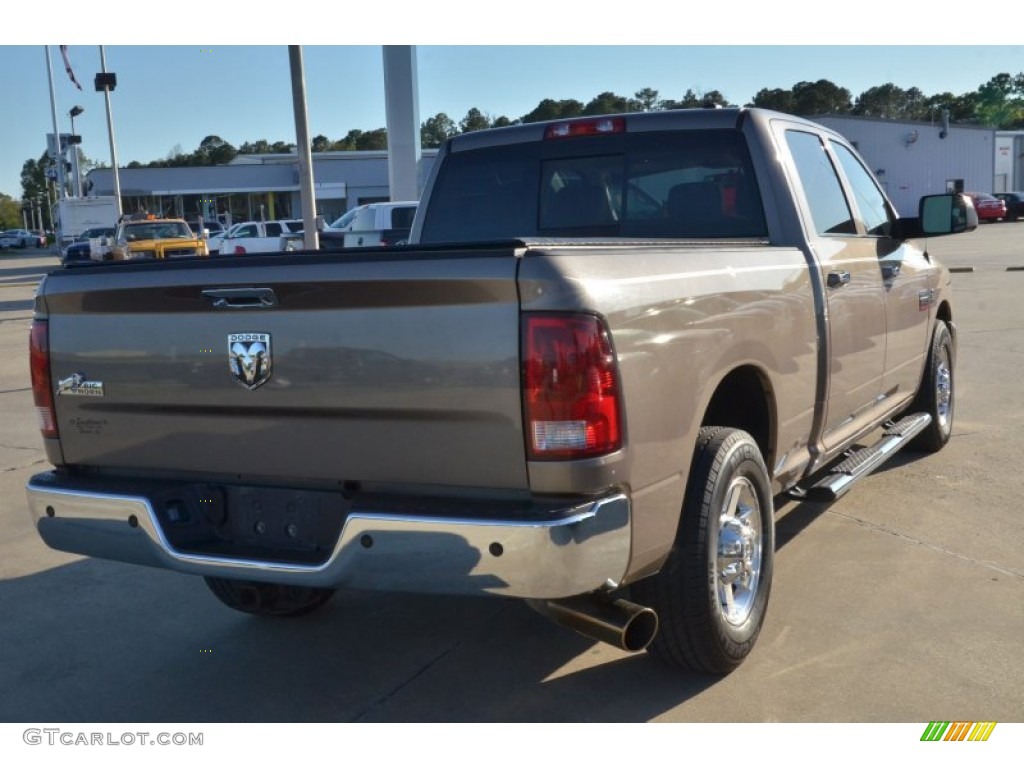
top-left (26, 108), bottom-right (975, 674)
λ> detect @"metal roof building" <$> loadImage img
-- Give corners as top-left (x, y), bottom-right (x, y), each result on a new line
top-left (85, 149), bottom-right (438, 226)
top-left (816, 115), bottom-right (996, 216)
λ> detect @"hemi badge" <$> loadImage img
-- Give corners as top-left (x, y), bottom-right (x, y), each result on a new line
top-left (57, 373), bottom-right (105, 397)
top-left (918, 289), bottom-right (935, 311)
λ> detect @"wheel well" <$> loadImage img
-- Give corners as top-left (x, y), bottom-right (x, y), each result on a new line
top-left (701, 366), bottom-right (774, 469)
top-left (936, 300), bottom-right (952, 326)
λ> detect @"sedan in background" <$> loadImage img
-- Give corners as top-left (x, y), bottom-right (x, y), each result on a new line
top-left (993, 192), bottom-right (1024, 222)
top-left (2, 228), bottom-right (37, 247)
top-left (967, 192), bottom-right (1007, 222)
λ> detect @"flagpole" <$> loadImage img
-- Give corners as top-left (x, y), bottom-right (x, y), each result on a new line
top-left (44, 46), bottom-right (67, 201)
top-left (98, 45), bottom-right (122, 217)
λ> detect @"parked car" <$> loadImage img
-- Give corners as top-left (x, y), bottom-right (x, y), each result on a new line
top-left (2, 228), bottom-right (36, 248)
top-left (0, 232), bottom-right (15, 249)
top-left (62, 227), bottom-right (116, 264)
top-left (966, 192), bottom-right (1006, 222)
top-left (30, 230), bottom-right (47, 247)
top-left (217, 219), bottom-right (304, 255)
top-left (993, 191), bottom-right (1024, 221)
top-left (320, 202), bottom-right (417, 249)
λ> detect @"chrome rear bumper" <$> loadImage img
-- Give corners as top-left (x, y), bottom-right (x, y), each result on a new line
top-left (26, 476), bottom-right (630, 600)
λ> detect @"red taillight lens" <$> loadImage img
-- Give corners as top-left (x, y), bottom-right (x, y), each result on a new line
top-left (234, 245), bottom-right (246, 255)
top-left (544, 116), bottom-right (626, 140)
top-left (523, 314), bottom-right (622, 460)
top-left (29, 319), bottom-right (58, 439)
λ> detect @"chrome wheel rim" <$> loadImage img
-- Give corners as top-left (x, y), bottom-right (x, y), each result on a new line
top-left (935, 346), bottom-right (953, 434)
top-left (715, 476), bottom-right (762, 627)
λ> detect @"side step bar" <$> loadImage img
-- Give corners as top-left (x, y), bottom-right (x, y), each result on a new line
top-left (800, 413), bottom-right (932, 502)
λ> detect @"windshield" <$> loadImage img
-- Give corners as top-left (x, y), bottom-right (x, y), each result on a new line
top-left (124, 222), bottom-right (193, 240)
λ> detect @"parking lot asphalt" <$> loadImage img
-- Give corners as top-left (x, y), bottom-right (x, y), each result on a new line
top-left (0, 231), bottom-right (1021, 724)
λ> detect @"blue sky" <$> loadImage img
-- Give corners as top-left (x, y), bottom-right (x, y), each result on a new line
top-left (2, 40), bottom-right (1021, 200)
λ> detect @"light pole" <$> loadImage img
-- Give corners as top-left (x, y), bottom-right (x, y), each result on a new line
top-left (69, 105), bottom-right (84, 197)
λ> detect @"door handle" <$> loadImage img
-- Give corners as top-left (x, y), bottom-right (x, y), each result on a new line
top-left (202, 287), bottom-right (278, 309)
top-left (881, 263), bottom-right (901, 280)
top-left (827, 271), bottom-right (851, 288)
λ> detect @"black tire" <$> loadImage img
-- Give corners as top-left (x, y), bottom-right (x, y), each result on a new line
top-left (203, 576), bottom-right (336, 617)
top-left (909, 321), bottom-right (954, 452)
top-left (633, 427), bottom-right (774, 674)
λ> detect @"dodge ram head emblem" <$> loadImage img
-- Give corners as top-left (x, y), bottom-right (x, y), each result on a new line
top-left (228, 333), bottom-right (272, 390)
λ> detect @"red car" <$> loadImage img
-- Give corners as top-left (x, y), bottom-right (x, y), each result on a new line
top-left (967, 192), bottom-right (1007, 222)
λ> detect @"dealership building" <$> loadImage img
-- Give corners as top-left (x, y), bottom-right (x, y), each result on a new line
top-left (84, 115), bottom-right (1002, 223)
top-left (85, 149), bottom-right (438, 227)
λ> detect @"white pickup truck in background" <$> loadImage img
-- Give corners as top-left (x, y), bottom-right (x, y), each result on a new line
top-left (319, 201), bottom-right (417, 249)
top-left (216, 220), bottom-right (305, 255)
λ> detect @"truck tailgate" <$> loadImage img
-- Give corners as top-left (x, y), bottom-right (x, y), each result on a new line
top-left (41, 249), bottom-right (528, 491)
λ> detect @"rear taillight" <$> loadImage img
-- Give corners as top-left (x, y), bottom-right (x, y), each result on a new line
top-left (29, 319), bottom-right (58, 439)
top-left (522, 314), bottom-right (622, 460)
top-left (234, 245), bottom-right (246, 255)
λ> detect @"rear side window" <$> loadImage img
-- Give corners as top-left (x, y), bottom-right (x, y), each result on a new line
top-left (391, 206), bottom-right (417, 229)
top-left (419, 129), bottom-right (767, 243)
top-left (421, 142), bottom-right (540, 243)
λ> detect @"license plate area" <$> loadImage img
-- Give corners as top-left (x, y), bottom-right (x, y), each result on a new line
top-left (151, 483), bottom-right (348, 565)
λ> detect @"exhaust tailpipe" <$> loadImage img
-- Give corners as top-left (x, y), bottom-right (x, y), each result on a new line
top-left (528, 595), bottom-right (659, 652)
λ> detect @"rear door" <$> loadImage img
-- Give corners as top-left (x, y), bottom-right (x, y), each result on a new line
top-left (43, 249), bottom-right (529, 491)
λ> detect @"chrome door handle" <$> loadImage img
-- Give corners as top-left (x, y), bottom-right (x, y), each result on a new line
top-left (827, 271), bottom-right (851, 288)
top-left (881, 264), bottom-right (901, 280)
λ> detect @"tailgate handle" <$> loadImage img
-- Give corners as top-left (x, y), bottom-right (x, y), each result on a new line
top-left (202, 287), bottom-right (278, 309)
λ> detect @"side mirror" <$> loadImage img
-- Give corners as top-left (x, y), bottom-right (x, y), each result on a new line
top-left (920, 193), bottom-right (978, 235)
top-left (893, 193), bottom-right (978, 240)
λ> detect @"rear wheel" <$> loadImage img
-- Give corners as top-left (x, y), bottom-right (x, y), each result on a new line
top-left (909, 321), bottom-right (954, 452)
top-left (203, 576), bottom-right (336, 617)
top-left (633, 427), bottom-right (774, 674)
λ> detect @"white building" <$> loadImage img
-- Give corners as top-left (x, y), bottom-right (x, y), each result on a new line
top-left (816, 115), bottom-right (996, 216)
top-left (995, 131), bottom-right (1024, 192)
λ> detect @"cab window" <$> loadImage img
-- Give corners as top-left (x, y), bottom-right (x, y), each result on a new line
top-left (785, 130), bottom-right (856, 236)
top-left (831, 142), bottom-right (893, 237)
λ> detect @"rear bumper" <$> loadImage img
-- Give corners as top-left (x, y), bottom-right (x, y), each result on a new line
top-left (26, 473), bottom-right (631, 600)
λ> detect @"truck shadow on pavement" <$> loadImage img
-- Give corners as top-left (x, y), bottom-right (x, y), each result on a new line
top-left (0, 557), bottom-right (717, 723)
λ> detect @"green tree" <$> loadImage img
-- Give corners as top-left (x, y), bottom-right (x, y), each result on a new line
top-left (975, 72), bottom-right (1024, 128)
top-left (492, 115), bottom-right (515, 128)
top-left (520, 98), bottom-right (584, 123)
top-left (354, 129), bottom-right (387, 150)
top-left (311, 134), bottom-right (332, 153)
top-left (750, 87), bottom-right (795, 112)
top-left (634, 87), bottom-right (659, 111)
top-left (659, 89), bottom-right (724, 110)
top-left (195, 135), bottom-right (237, 165)
top-left (582, 91), bottom-right (632, 115)
top-left (791, 79), bottom-right (852, 115)
top-left (21, 152), bottom-right (49, 204)
top-left (0, 193), bottom-right (24, 229)
top-left (459, 107), bottom-right (491, 133)
top-left (421, 113), bottom-right (457, 147)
